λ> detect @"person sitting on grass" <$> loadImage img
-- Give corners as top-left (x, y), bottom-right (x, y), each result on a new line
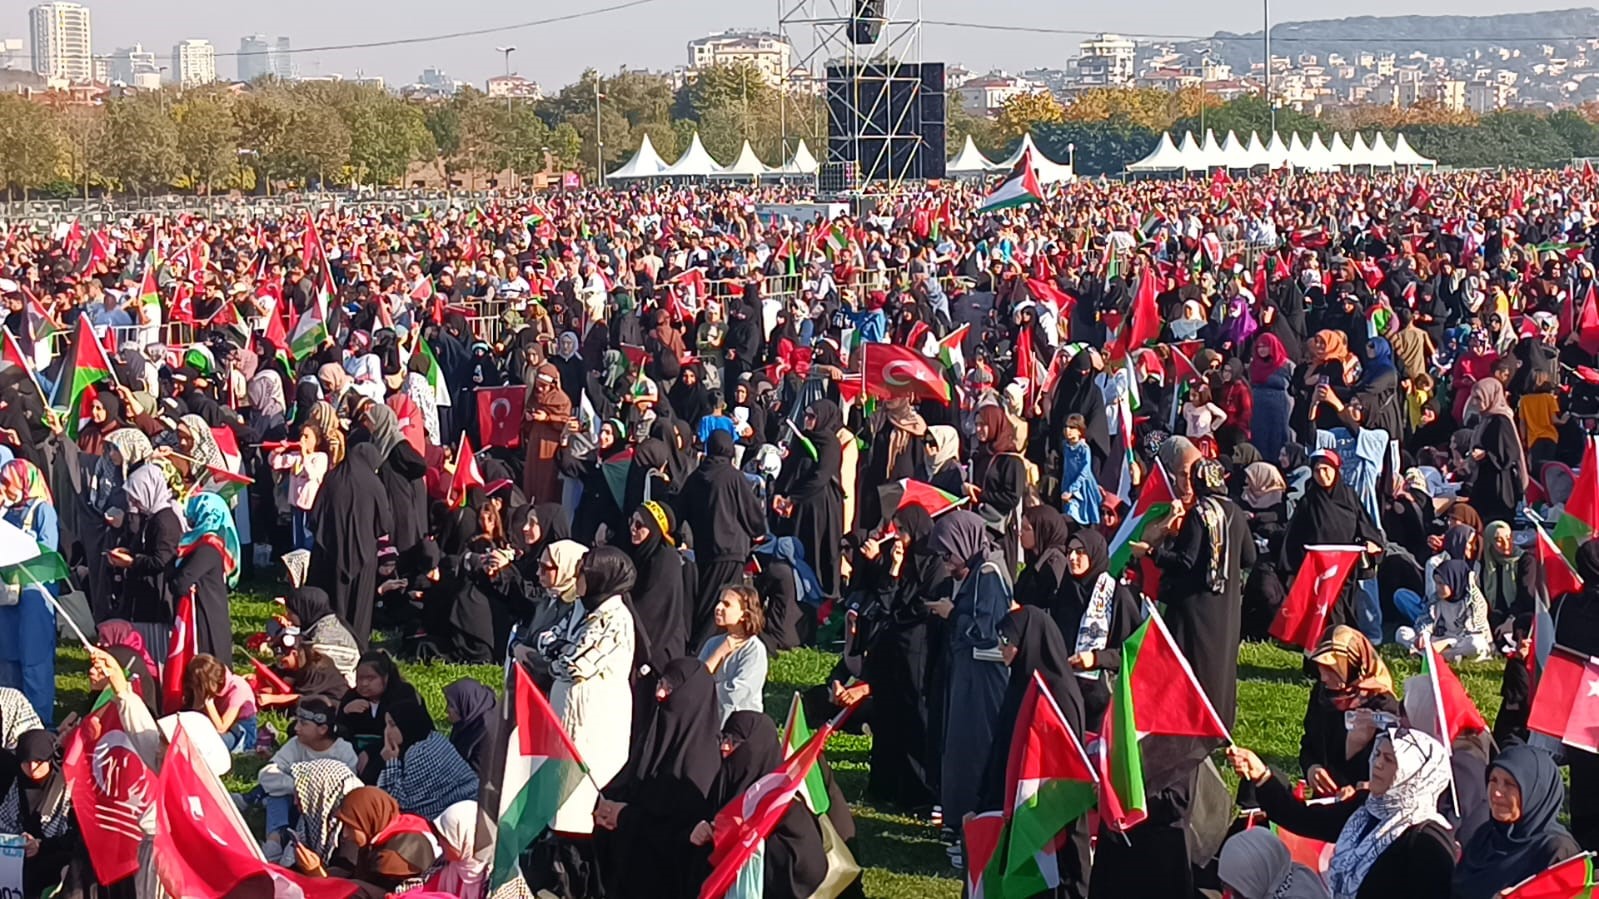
top-left (375, 700), bottom-right (479, 821)
top-left (185, 653), bottom-right (259, 754)
top-left (247, 696), bottom-right (359, 840)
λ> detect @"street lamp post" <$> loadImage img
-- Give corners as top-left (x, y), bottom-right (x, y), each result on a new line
top-left (594, 79), bottom-right (607, 187)
top-left (495, 45), bottom-right (516, 112)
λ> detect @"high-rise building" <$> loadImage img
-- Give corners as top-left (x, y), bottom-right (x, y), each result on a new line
top-left (30, 2), bottom-right (92, 83)
top-left (107, 43), bottom-right (159, 88)
top-left (238, 34), bottom-right (293, 82)
top-left (172, 38), bottom-right (216, 87)
top-left (1076, 33), bottom-right (1137, 87)
top-left (685, 30), bottom-right (793, 86)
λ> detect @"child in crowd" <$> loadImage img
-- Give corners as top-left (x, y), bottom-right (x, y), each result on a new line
top-left (186, 654), bottom-right (260, 753)
top-left (270, 425), bottom-right (330, 551)
top-left (248, 696), bottom-right (358, 840)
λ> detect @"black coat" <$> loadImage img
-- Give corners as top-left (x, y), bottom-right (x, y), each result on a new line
top-left (112, 508), bottom-right (182, 627)
top-left (170, 541), bottom-right (233, 664)
top-left (1467, 415), bottom-right (1523, 524)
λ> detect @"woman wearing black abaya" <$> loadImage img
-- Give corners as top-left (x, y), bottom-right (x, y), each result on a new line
top-left (723, 289), bottom-right (764, 385)
top-left (0, 365), bottom-right (48, 468)
top-left (596, 658), bottom-right (722, 899)
top-left (1047, 351), bottom-right (1110, 485)
top-left (1056, 529), bottom-right (1142, 730)
top-left (978, 606), bottom-right (1091, 899)
top-left (667, 363), bottom-right (712, 428)
top-left (559, 419), bottom-right (631, 545)
top-left (1558, 540), bottom-right (1599, 849)
top-left (1282, 450), bottom-right (1385, 638)
top-left (310, 443), bottom-right (393, 646)
top-left (627, 500), bottom-right (688, 668)
top-left (623, 438), bottom-right (673, 521)
top-left (1464, 378), bottom-right (1526, 526)
top-left (775, 400), bottom-right (845, 601)
top-left (970, 405), bottom-right (1029, 573)
top-left (855, 398), bottom-right (929, 532)
top-left (108, 464), bottom-right (184, 659)
top-left (1140, 458), bottom-right (1255, 729)
top-left (1014, 505), bottom-right (1071, 612)
top-left (676, 430), bottom-right (766, 648)
top-left (361, 404), bottom-right (427, 573)
top-left (690, 712), bottom-right (828, 899)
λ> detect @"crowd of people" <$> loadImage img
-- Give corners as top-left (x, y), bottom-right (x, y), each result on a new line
top-left (1, 165), bottom-right (1599, 898)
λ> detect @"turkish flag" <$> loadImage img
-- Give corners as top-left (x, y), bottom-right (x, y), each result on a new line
top-left (1269, 545), bottom-right (1364, 651)
top-left (154, 724), bottom-right (356, 898)
top-left (1501, 851), bottom-right (1595, 897)
top-left (1528, 646), bottom-right (1599, 753)
top-left (162, 588), bottom-right (196, 714)
top-left (862, 343), bottom-right (951, 406)
top-left (62, 701), bottom-right (155, 885)
top-left (476, 384), bottom-right (525, 449)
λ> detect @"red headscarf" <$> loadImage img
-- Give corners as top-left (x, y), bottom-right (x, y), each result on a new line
top-left (1248, 332), bottom-right (1290, 386)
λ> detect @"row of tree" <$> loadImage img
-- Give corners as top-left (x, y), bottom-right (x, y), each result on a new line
top-left (0, 60), bottom-right (829, 199)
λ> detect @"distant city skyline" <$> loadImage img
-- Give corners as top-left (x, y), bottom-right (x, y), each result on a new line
top-left (6, 0), bottom-right (1594, 89)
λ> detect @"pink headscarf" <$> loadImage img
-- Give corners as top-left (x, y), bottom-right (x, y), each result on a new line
top-left (96, 619), bottom-right (157, 674)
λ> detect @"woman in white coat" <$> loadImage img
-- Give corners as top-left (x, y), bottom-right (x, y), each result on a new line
top-left (533, 544), bottom-right (639, 895)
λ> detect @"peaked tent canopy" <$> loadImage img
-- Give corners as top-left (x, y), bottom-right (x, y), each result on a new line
top-left (1124, 129), bottom-right (1437, 173)
top-left (660, 132), bottom-right (725, 177)
top-left (1125, 132), bottom-right (1186, 172)
top-left (607, 133), bottom-right (671, 180)
top-left (718, 139), bottom-right (771, 178)
top-left (947, 134), bottom-right (1001, 175)
top-left (995, 133), bottom-right (1076, 183)
top-left (772, 139), bottom-right (820, 175)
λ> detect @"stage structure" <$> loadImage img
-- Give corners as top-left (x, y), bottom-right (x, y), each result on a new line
top-left (778, 0), bottom-right (945, 193)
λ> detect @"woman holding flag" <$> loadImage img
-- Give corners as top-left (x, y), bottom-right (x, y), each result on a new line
top-left (172, 491), bottom-right (240, 664)
top-left (0, 459), bottom-right (60, 723)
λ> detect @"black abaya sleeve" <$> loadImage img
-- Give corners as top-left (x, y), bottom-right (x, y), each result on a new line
top-left (1250, 772), bottom-right (1359, 843)
top-left (1092, 583), bottom-right (1141, 675)
top-left (129, 510), bottom-right (181, 575)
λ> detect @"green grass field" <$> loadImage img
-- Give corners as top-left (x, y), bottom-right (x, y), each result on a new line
top-left (60, 589), bottom-right (1508, 899)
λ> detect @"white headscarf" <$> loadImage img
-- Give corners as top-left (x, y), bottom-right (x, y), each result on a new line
top-left (1324, 729), bottom-right (1451, 899)
top-left (431, 801), bottom-right (488, 897)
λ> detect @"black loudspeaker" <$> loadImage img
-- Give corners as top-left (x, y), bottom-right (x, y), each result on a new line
top-left (825, 62), bottom-right (946, 183)
top-left (851, 0), bottom-right (885, 44)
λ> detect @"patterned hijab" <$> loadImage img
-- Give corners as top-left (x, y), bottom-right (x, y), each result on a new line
top-left (0, 459), bottom-right (51, 507)
top-left (179, 414), bottom-right (224, 471)
top-left (291, 759), bottom-right (363, 858)
top-left (179, 493), bottom-right (241, 587)
top-left (1325, 729), bottom-right (1451, 899)
top-left (95, 428), bottom-right (154, 511)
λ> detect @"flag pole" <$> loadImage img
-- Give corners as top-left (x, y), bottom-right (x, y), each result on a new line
top-left (33, 576), bottom-right (93, 651)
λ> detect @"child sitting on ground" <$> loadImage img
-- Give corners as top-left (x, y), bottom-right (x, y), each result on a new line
top-left (185, 654), bottom-right (259, 753)
top-left (251, 696), bottom-right (358, 857)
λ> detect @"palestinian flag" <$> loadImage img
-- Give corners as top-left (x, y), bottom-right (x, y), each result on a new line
top-left (963, 812), bottom-right (1006, 899)
top-left (258, 306), bottom-right (291, 374)
top-left (21, 289), bottom-right (61, 354)
top-left (491, 664), bottom-right (588, 888)
top-left (876, 478), bottom-right (964, 525)
top-left (600, 447), bottom-right (635, 511)
top-left (0, 517), bottom-right (69, 588)
top-left (984, 671), bottom-right (1097, 899)
top-left (1532, 518), bottom-right (1580, 689)
top-left (194, 427), bottom-right (251, 502)
top-left (1, 327), bottom-right (43, 400)
top-left (1107, 461), bottom-right (1175, 577)
top-left (932, 323), bottom-right (969, 377)
top-left (287, 294), bottom-right (329, 362)
top-left (1502, 852), bottom-right (1596, 897)
top-left (417, 338), bottom-right (454, 408)
top-left (1107, 266), bottom-right (1159, 364)
top-left (1098, 605), bottom-right (1229, 832)
top-left (136, 264), bottom-right (161, 319)
top-left (1553, 437), bottom-right (1599, 562)
top-left (781, 693), bottom-right (829, 815)
top-left (60, 314), bottom-right (115, 439)
top-left (824, 222), bottom-right (850, 258)
top-left (977, 149), bottom-right (1044, 214)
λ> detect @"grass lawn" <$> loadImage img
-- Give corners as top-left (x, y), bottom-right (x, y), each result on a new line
top-left (59, 587), bottom-right (1508, 899)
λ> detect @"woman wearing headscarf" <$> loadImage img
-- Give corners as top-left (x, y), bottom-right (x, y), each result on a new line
top-left (443, 679), bottom-right (497, 777)
top-left (93, 619), bottom-right (159, 715)
top-left (855, 397), bottom-right (929, 532)
top-left (928, 509), bottom-right (1011, 851)
top-left (1292, 329), bottom-right (1359, 440)
top-left (1014, 505), bottom-right (1070, 612)
top-left (1218, 294), bottom-right (1259, 352)
top-left (0, 460), bottom-right (60, 722)
top-left (924, 424), bottom-right (964, 498)
top-left (1480, 520), bottom-right (1533, 629)
top-left (375, 700), bottom-right (479, 820)
top-left (338, 651), bottom-right (421, 778)
top-left (1216, 828), bottom-right (1332, 899)
top-left (775, 399), bottom-right (846, 601)
top-left (689, 712), bottom-right (828, 899)
top-left (1228, 728), bottom-right (1456, 899)
top-left (979, 606), bottom-right (1092, 898)
top-left (522, 358), bottom-right (574, 504)
top-left (559, 419), bottom-right (632, 544)
top-left (508, 539), bottom-right (589, 691)
top-left (1451, 744), bottom-right (1582, 899)
top-left (667, 363), bottom-right (712, 428)
top-left (1464, 377), bottom-right (1526, 526)
top-left (311, 443), bottom-right (393, 646)
top-left (537, 545), bottom-right (638, 841)
top-left (625, 500), bottom-right (687, 666)
top-left (1296, 627), bottom-right (1400, 796)
top-left (1282, 450), bottom-right (1384, 637)
top-left (107, 463), bottom-right (184, 658)
top-left (969, 405), bottom-right (1028, 572)
top-left (427, 800), bottom-right (537, 899)
top-left (285, 587), bottom-right (361, 686)
top-left (0, 729), bottom-right (77, 897)
top-left (1057, 528), bottom-right (1142, 730)
top-left (1354, 336), bottom-right (1404, 440)
top-left (76, 390), bottom-right (125, 456)
top-left (172, 492), bottom-right (240, 664)
top-left (623, 437), bottom-right (673, 518)
top-left (1411, 558), bottom-right (1492, 662)
top-left (84, 427), bottom-right (153, 616)
top-left (595, 658), bottom-right (722, 899)
top-left (1047, 351), bottom-right (1110, 486)
top-left (361, 403), bottom-right (427, 571)
top-left (285, 759), bottom-right (363, 867)
top-left (1248, 331), bottom-right (1295, 464)
top-left (297, 786), bottom-right (439, 898)
top-left (676, 429), bottom-right (765, 645)
top-left (1138, 458), bottom-right (1254, 728)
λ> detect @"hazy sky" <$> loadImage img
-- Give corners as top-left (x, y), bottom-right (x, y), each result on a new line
top-left (15, 0), bottom-right (1592, 89)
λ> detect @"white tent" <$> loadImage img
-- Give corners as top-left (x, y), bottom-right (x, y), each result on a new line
top-left (772, 139), bottom-right (819, 175)
top-left (1197, 129), bottom-right (1225, 170)
top-left (1349, 133), bottom-right (1374, 167)
top-left (1218, 131), bottom-right (1243, 168)
top-left (1368, 133), bottom-right (1396, 168)
top-left (946, 134), bottom-right (1000, 175)
top-left (1243, 132), bottom-right (1271, 169)
top-left (1327, 133), bottom-right (1355, 169)
top-left (1176, 132), bottom-right (1204, 171)
top-left (718, 140), bottom-right (771, 178)
top-left (1392, 134), bottom-right (1436, 167)
top-left (1126, 132), bottom-right (1187, 172)
top-left (607, 133), bottom-right (670, 180)
top-left (995, 133), bottom-right (1075, 183)
top-left (660, 132), bottom-right (725, 177)
top-left (1304, 133), bottom-right (1336, 171)
top-left (1266, 132), bottom-right (1291, 168)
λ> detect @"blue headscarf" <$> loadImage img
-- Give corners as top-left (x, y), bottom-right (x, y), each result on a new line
top-left (179, 492), bottom-right (241, 588)
top-left (1359, 336), bottom-right (1397, 387)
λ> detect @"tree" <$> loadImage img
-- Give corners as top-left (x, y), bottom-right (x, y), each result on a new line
top-left (171, 91), bottom-right (239, 194)
top-left (0, 96), bottom-right (63, 200)
top-left (103, 93), bottom-right (179, 197)
top-left (288, 104), bottom-right (352, 188)
top-left (424, 101), bottom-right (462, 160)
top-left (1550, 108), bottom-right (1599, 159)
top-left (345, 91), bottom-right (434, 186)
top-left (547, 122), bottom-right (582, 172)
top-left (994, 91), bottom-right (1065, 139)
top-left (235, 88), bottom-right (301, 193)
top-left (51, 104), bottom-right (106, 199)
top-left (684, 61), bottom-right (777, 121)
